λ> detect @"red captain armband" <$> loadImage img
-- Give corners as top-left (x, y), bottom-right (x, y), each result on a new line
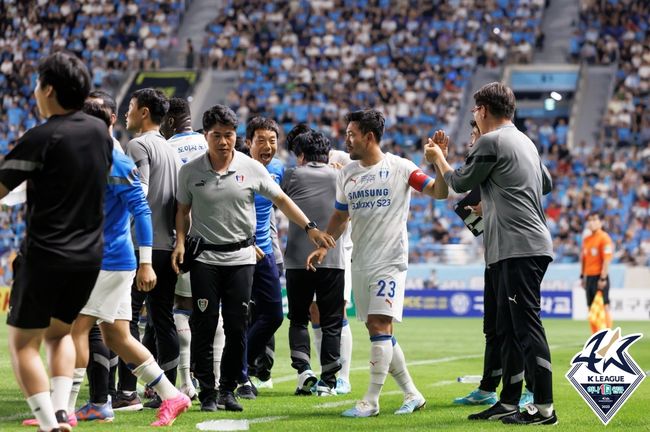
top-left (408, 169), bottom-right (432, 192)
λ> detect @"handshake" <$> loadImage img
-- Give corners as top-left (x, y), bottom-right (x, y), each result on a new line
top-left (424, 130), bottom-right (449, 164)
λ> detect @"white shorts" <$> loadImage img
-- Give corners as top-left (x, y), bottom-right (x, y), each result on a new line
top-left (80, 270), bottom-right (135, 324)
top-left (175, 272), bottom-right (192, 297)
top-left (352, 264), bottom-right (406, 323)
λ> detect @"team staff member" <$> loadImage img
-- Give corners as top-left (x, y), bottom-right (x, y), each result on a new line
top-left (453, 120), bottom-right (534, 408)
top-left (308, 109), bottom-right (448, 418)
top-left (171, 105), bottom-right (335, 412)
top-left (581, 212), bottom-right (614, 329)
top-left (116, 88), bottom-right (181, 410)
top-left (426, 82), bottom-right (556, 425)
top-left (0, 51), bottom-right (112, 432)
top-left (160, 97), bottom-right (208, 400)
top-left (283, 129), bottom-right (345, 396)
top-left (238, 117), bottom-right (286, 399)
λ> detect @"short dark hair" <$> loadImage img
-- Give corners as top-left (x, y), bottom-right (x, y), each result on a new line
top-left (88, 90), bottom-right (117, 116)
top-left (202, 104), bottom-right (238, 131)
top-left (286, 123), bottom-right (311, 153)
top-left (235, 136), bottom-right (249, 155)
top-left (587, 211), bottom-right (603, 220)
top-left (245, 116), bottom-right (280, 141)
top-left (82, 99), bottom-right (112, 128)
top-left (131, 88), bottom-right (169, 125)
top-left (37, 51), bottom-right (91, 110)
top-left (166, 97), bottom-right (191, 121)
top-left (473, 82), bottom-right (516, 119)
top-left (293, 130), bottom-right (331, 163)
top-left (345, 109), bottom-right (385, 142)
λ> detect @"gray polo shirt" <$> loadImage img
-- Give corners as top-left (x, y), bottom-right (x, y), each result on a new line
top-left (126, 130), bottom-right (181, 251)
top-left (443, 124), bottom-right (553, 266)
top-left (177, 150), bottom-right (283, 266)
top-left (282, 162), bottom-right (344, 270)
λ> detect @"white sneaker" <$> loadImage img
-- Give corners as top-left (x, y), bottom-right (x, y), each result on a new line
top-left (316, 381), bottom-right (337, 397)
top-left (179, 383), bottom-right (197, 400)
top-left (250, 376), bottom-right (273, 389)
top-left (394, 393), bottom-right (426, 415)
top-left (295, 370), bottom-right (318, 395)
top-left (342, 400), bottom-right (380, 417)
top-left (335, 377), bottom-right (351, 394)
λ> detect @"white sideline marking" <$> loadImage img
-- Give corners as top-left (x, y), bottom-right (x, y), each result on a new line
top-left (429, 380), bottom-right (457, 387)
top-left (249, 416), bottom-right (289, 423)
top-left (274, 343), bottom-right (579, 385)
top-left (315, 390), bottom-right (402, 409)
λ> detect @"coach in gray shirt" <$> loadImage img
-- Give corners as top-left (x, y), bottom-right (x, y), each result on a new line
top-left (118, 88), bottom-right (181, 407)
top-left (282, 129), bottom-right (345, 395)
top-left (171, 105), bottom-right (334, 412)
top-left (426, 82), bottom-right (557, 425)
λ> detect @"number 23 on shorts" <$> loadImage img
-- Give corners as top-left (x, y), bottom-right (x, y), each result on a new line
top-left (376, 279), bottom-right (396, 298)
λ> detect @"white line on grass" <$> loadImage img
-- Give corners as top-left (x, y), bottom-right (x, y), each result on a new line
top-left (249, 416), bottom-right (290, 423)
top-left (315, 390), bottom-right (402, 409)
top-left (274, 343), bottom-right (580, 384)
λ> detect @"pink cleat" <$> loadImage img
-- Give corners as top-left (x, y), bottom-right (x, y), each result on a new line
top-left (150, 393), bottom-right (191, 427)
top-left (23, 412), bottom-right (77, 428)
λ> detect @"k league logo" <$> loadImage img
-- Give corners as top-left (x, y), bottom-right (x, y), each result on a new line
top-left (566, 328), bottom-right (645, 425)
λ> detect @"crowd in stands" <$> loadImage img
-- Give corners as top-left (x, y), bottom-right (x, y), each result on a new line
top-left (201, 0), bottom-right (545, 149)
top-left (559, 0), bottom-right (650, 266)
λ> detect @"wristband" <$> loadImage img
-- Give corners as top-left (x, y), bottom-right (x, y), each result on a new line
top-left (139, 246), bottom-right (153, 264)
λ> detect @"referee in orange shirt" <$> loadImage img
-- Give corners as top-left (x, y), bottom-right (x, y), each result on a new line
top-left (580, 212), bottom-right (614, 328)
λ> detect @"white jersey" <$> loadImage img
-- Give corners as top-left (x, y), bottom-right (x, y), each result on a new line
top-left (329, 149), bottom-right (352, 166)
top-left (335, 152), bottom-right (420, 271)
top-left (168, 131), bottom-right (208, 164)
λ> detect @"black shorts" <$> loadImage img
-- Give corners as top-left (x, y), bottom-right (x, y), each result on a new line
top-left (7, 255), bottom-right (100, 329)
top-left (586, 275), bottom-right (610, 306)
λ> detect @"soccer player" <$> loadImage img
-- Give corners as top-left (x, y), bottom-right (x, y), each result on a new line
top-left (115, 88), bottom-right (181, 410)
top-left (307, 109), bottom-right (449, 417)
top-left (171, 105), bottom-right (335, 412)
top-left (0, 51), bottom-right (112, 432)
top-left (426, 82), bottom-right (556, 425)
top-left (237, 116), bottom-right (286, 399)
top-left (160, 97), bottom-right (208, 399)
top-left (580, 212), bottom-right (614, 330)
top-left (284, 129), bottom-right (345, 396)
top-left (64, 96), bottom-right (192, 427)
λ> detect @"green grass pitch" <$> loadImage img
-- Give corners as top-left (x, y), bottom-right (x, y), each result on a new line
top-left (0, 317), bottom-right (648, 431)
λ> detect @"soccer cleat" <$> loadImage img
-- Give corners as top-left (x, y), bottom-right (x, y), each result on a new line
top-left (295, 370), bottom-right (318, 395)
top-left (519, 388), bottom-right (534, 407)
top-left (342, 400), bottom-right (380, 418)
top-left (23, 412), bottom-right (77, 428)
top-left (75, 401), bottom-right (115, 422)
top-left (144, 394), bottom-right (162, 409)
top-left (335, 377), bottom-right (351, 394)
top-left (502, 405), bottom-right (558, 425)
top-left (453, 388), bottom-right (498, 406)
top-left (180, 383), bottom-right (198, 400)
top-left (54, 410), bottom-right (72, 432)
top-left (150, 393), bottom-right (191, 427)
top-left (112, 392), bottom-right (144, 411)
top-left (315, 381), bottom-right (337, 397)
top-left (143, 386), bottom-right (157, 400)
top-left (235, 381), bottom-right (257, 400)
top-left (394, 393), bottom-right (426, 415)
top-left (217, 391), bottom-right (243, 412)
top-left (468, 402), bottom-right (518, 420)
top-left (251, 376), bottom-right (273, 389)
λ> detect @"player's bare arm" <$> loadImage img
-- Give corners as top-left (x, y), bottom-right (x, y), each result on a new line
top-left (171, 202), bottom-right (192, 274)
